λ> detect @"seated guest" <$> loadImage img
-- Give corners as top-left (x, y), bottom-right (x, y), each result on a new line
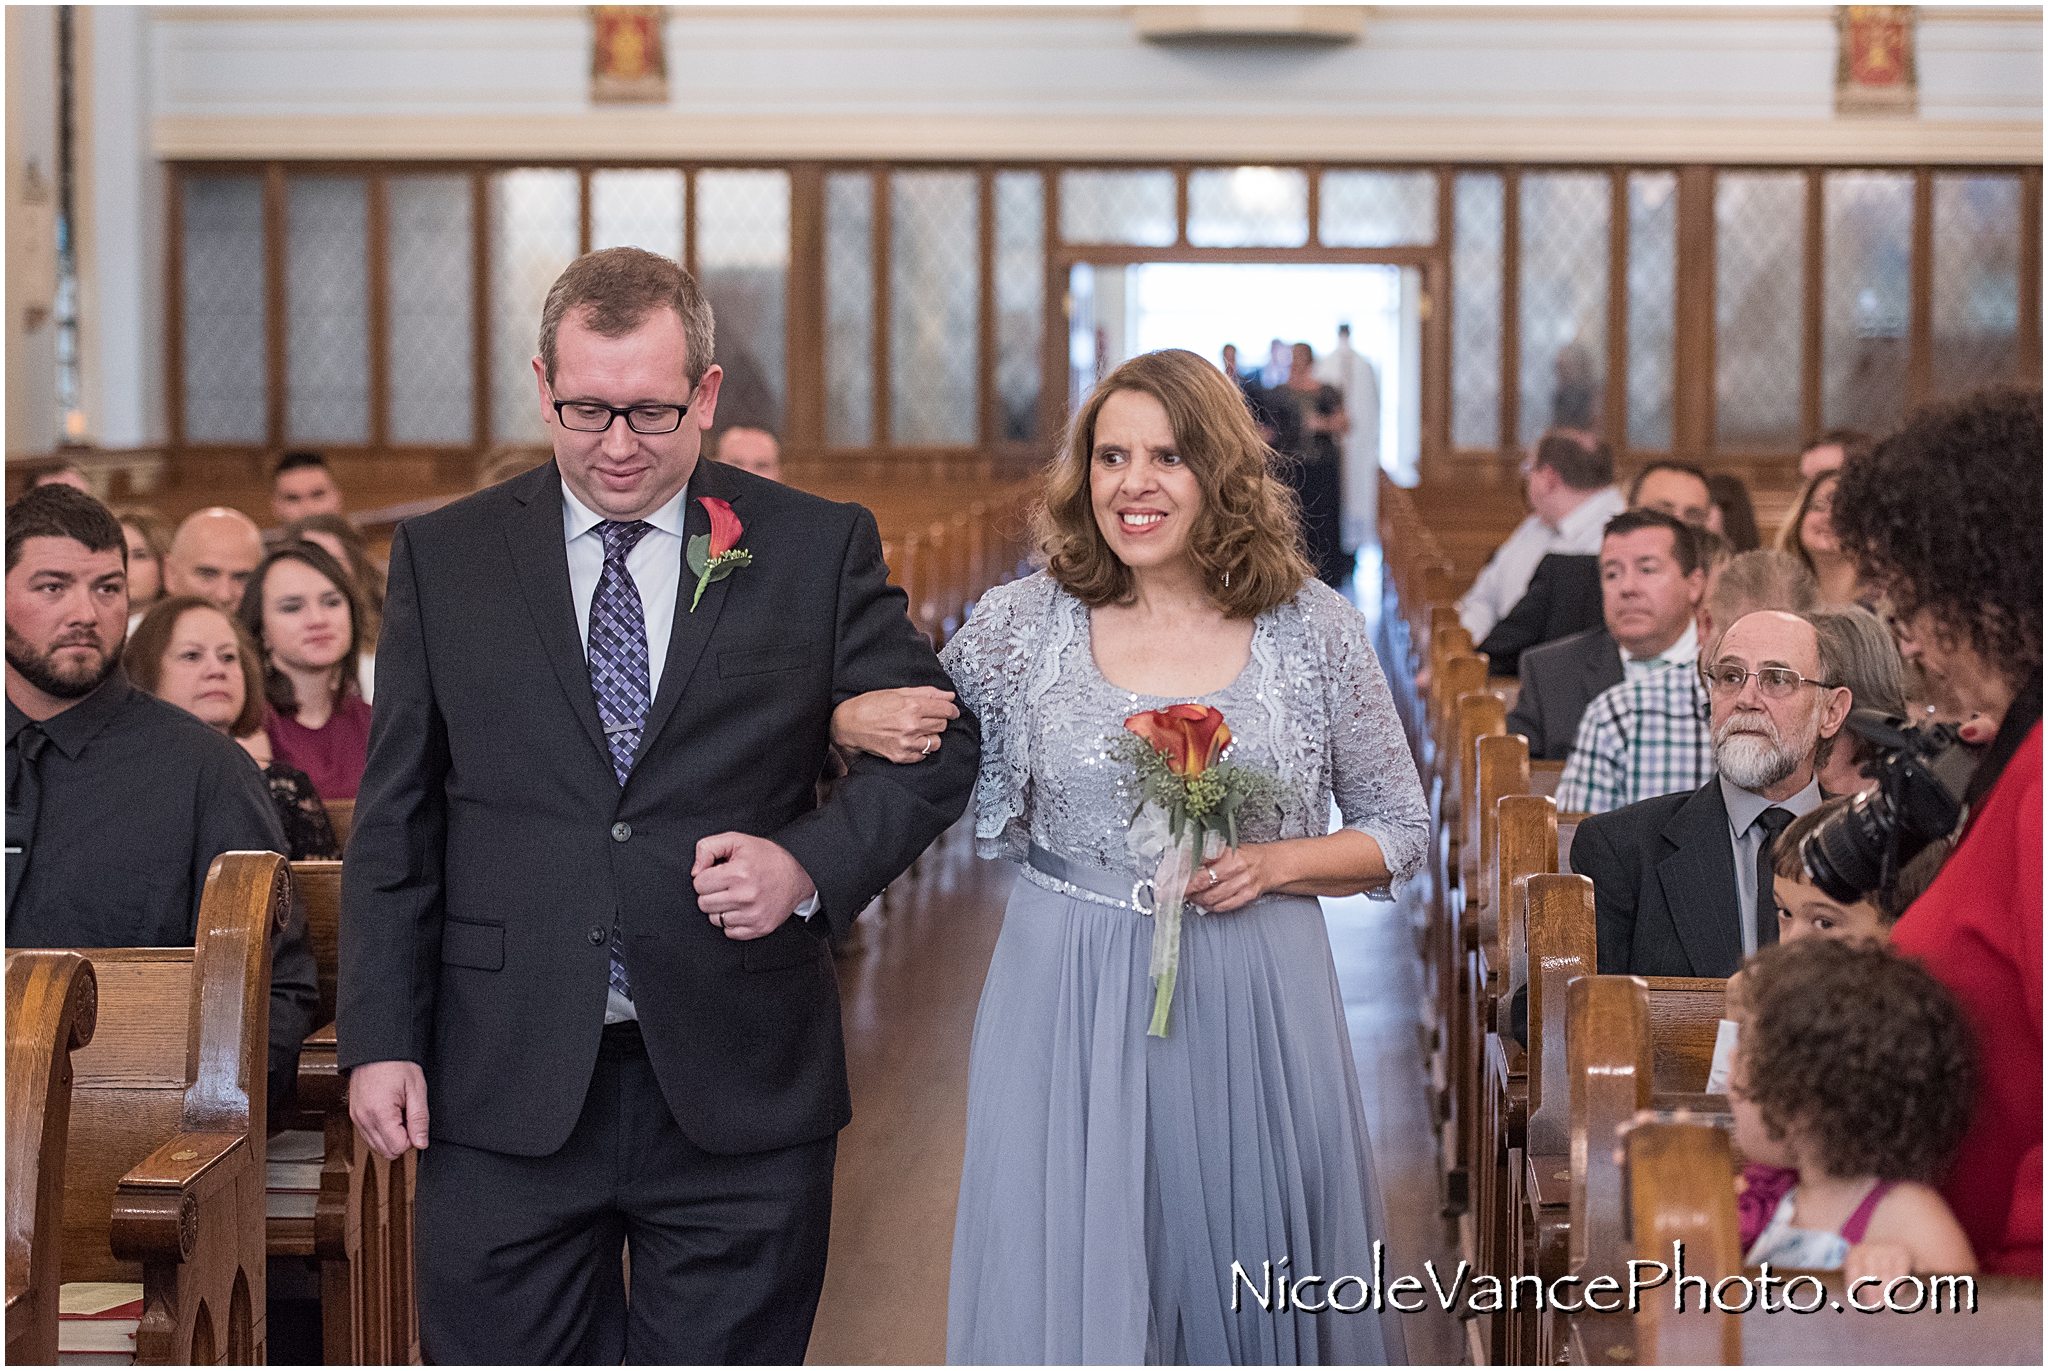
top-left (1798, 427), bottom-right (1873, 482)
top-left (165, 505), bottom-right (265, 613)
top-left (239, 542), bottom-right (372, 801)
top-left (1731, 939), bottom-right (1976, 1281)
top-left (111, 503), bottom-right (173, 629)
top-left (1573, 608), bottom-right (1851, 978)
top-left (126, 595), bottom-right (341, 862)
top-left (1778, 468), bottom-right (1866, 608)
top-left (714, 425), bottom-right (784, 483)
top-left (1507, 509), bottom-right (1703, 760)
top-left (1831, 387), bottom-right (2041, 1277)
top-left (1629, 460), bottom-right (1713, 527)
top-left (1705, 472), bottom-right (1762, 552)
top-left (1476, 551), bottom-right (1601, 676)
top-left (4, 485), bottom-right (317, 1120)
top-left (1456, 428), bottom-right (1626, 640)
top-left (1556, 540), bottom-right (1828, 816)
top-left (474, 444), bottom-right (550, 491)
top-left (31, 463), bottom-right (92, 493)
top-left (1807, 606), bottom-right (1909, 798)
top-left (271, 449), bottom-right (345, 525)
top-left (284, 511), bottom-right (385, 702)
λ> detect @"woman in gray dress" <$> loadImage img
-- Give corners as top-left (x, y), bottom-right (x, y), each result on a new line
top-left (941, 349), bottom-right (1428, 1365)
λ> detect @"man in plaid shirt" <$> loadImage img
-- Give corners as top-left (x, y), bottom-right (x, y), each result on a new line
top-left (1556, 547), bottom-right (1817, 813)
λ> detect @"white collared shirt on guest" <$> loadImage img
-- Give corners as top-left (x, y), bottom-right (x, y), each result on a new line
top-left (1457, 484), bottom-right (1629, 640)
top-left (1622, 620), bottom-right (1699, 683)
top-left (559, 480), bottom-right (815, 1025)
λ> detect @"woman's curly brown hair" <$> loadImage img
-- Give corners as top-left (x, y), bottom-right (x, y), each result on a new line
top-left (1738, 938), bottom-right (1975, 1183)
top-left (1830, 388), bottom-right (2041, 690)
top-left (1037, 349), bottom-right (1314, 619)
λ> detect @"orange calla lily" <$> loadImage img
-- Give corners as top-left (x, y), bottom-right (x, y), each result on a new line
top-left (1124, 703), bottom-right (1231, 778)
top-left (700, 497), bottom-right (745, 556)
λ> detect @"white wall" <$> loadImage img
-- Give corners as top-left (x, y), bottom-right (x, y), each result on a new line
top-left (148, 5), bottom-right (2041, 162)
top-left (7, 7), bottom-right (59, 458)
top-left (82, 7), bottom-right (165, 449)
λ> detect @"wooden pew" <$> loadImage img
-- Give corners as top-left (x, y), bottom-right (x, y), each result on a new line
top-left (321, 800), bottom-right (354, 855)
top-left (1456, 692), bottom-right (1508, 896)
top-left (271, 860), bottom-right (419, 1366)
top-left (6, 952), bottom-right (99, 1364)
top-left (60, 850), bottom-right (288, 1365)
top-left (1630, 1121), bottom-right (1742, 1365)
top-left (1530, 758), bottom-right (1564, 800)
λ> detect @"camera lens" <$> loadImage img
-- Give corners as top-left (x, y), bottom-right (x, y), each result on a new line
top-left (1800, 790), bottom-right (1893, 905)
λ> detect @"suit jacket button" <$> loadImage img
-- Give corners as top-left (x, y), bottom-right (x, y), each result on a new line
top-left (611, 822), bottom-right (632, 842)
top-left (588, 925), bottom-right (606, 945)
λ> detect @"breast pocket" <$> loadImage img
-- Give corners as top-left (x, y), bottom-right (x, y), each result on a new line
top-left (718, 644), bottom-right (812, 679)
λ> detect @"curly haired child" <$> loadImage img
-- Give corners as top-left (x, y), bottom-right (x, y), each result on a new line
top-left (1729, 937), bottom-right (1977, 1282)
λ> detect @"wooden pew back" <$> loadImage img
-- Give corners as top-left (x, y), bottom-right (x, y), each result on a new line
top-left (1457, 692), bottom-right (1508, 883)
top-left (1525, 874), bottom-right (1596, 1156)
top-left (1644, 977), bottom-right (1727, 1095)
top-left (322, 799), bottom-right (354, 854)
top-left (1629, 1122), bottom-right (1741, 1366)
top-left (1568, 975), bottom-right (1653, 1278)
top-left (5, 951), bottom-right (99, 1364)
top-left (1497, 794), bottom-right (1558, 985)
top-left (1475, 733), bottom-right (1529, 929)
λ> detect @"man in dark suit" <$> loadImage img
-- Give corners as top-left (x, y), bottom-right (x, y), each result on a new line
top-left (1478, 551), bottom-right (1602, 675)
top-left (1506, 509), bottom-right (1704, 760)
top-left (1571, 609), bottom-right (1850, 978)
top-left (338, 248), bottom-right (979, 1363)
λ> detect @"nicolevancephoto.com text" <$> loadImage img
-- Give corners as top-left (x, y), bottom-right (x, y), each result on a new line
top-left (1231, 1243), bottom-right (1984, 1318)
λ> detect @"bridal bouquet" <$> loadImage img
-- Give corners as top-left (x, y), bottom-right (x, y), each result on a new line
top-left (1113, 704), bottom-right (1279, 1037)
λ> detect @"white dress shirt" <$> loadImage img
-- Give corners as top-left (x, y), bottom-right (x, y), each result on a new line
top-left (1457, 485), bottom-right (1628, 640)
top-left (1720, 773), bottom-right (1823, 957)
top-left (1622, 620), bottom-right (1698, 683)
top-left (561, 481), bottom-right (814, 1025)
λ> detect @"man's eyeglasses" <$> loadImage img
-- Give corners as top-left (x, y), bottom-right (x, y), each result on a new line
top-left (551, 397), bottom-right (690, 434)
top-left (1699, 663), bottom-right (1841, 699)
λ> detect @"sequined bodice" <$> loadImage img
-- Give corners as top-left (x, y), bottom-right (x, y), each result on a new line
top-left (939, 573), bottom-right (1428, 892)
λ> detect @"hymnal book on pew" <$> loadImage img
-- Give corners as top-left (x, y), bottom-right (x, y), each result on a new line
top-left (266, 1127), bottom-right (325, 1220)
top-left (57, 1281), bottom-right (143, 1364)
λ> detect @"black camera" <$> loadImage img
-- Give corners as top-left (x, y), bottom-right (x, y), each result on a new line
top-left (1799, 709), bottom-right (1981, 904)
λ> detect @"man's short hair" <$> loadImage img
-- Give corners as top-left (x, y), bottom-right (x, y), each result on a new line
top-left (6, 484), bottom-right (126, 573)
top-left (1601, 507), bottom-right (1701, 576)
top-left (1533, 429), bottom-right (1614, 491)
top-left (1691, 526), bottom-right (1734, 577)
top-left (538, 247), bottom-right (716, 390)
top-left (1806, 605), bottom-right (1909, 772)
top-left (1706, 549), bottom-right (1818, 629)
top-left (1809, 428), bottom-right (1875, 466)
top-left (1627, 460), bottom-right (1711, 506)
top-left (711, 425), bottom-right (779, 460)
top-left (274, 450), bottom-right (329, 480)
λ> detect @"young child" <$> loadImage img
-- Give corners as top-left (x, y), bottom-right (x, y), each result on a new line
top-left (1728, 938), bottom-right (1977, 1281)
top-left (1704, 795), bottom-right (1935, 1092)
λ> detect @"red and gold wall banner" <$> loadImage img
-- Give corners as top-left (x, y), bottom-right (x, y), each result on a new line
top-left (591, 7), bottom-right (668, 105)
top-left (1835, 6), bottom-right (1918, 116)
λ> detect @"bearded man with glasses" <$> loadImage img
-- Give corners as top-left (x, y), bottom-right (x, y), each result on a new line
top-left (1569, 608), bottom-right (1852, 979)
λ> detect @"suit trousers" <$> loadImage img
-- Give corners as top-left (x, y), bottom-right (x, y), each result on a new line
top-left (414, 1021), bottom-right (837, 1365)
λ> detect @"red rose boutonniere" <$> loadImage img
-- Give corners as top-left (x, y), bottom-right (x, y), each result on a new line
top-left (687, 497), bottom-right (753, 610)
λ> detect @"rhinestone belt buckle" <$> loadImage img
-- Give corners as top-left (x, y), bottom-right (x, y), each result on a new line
top-left (1131, 878), bottom-right (1156, 916)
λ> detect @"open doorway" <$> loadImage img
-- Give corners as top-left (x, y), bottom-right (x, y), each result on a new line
top-left (1068, 261), bottom-right (1424, 578)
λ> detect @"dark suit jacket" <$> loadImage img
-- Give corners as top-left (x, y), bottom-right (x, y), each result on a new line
top-left (1479, 554), bottom-right (1603, 676)
top-left (1569, 777), bottom-right (1746, 979)
top-left (336, 459), bottom-right (979, 1158)
top-left (1504, 625), bottom-right (1623, 761)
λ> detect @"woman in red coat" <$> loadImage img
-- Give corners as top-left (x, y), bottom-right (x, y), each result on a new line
top-left (1834, 388), bottom-right (2042, 1277)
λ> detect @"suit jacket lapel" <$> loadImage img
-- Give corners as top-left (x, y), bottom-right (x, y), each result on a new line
top-left (1653, 781), bottom-right (1744, 976)
top-left (636, 460), bottom-right (743, 763)
top-left (504, 463), bottom-right (611, 766)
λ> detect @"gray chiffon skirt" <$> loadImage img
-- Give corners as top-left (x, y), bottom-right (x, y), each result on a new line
top-left (946, 875), bottom-right (1407, 1365)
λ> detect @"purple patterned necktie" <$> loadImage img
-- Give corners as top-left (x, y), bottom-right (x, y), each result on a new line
top-left (589, 519), bottom-right (654, 1001)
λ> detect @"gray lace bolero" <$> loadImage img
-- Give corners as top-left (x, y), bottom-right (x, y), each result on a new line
top-left (938, 572), bottom-right (1429, 896)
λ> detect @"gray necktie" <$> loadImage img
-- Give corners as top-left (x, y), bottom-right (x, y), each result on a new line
top-left (1754, 805), bottom-right (1794, 948)
top-left (587, 520), bottom-right (654, 1001)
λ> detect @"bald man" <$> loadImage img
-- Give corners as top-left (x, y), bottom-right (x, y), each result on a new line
top-left (715, 426), bottom-right (783, 483)
top-left (165, 507), bottom-right (265, 613)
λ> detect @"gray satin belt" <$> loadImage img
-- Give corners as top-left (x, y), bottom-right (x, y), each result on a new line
top-left (1026, 842), bottom-right (1156, 914)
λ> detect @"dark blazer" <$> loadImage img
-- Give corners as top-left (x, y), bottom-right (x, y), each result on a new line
top-left (1569, 777), bottom-right (1745, 979)
top-left (1479, 554), bottom-right (1603, 676)
top-left (337, 459), bottom-right (979, 1159)
top-left (1504, 625), bottom-right (1623, 761)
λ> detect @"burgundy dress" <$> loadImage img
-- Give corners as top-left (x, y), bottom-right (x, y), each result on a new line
top-left (266, 693), bottom-right (373, 800)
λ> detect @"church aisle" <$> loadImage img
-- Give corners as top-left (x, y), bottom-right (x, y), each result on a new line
top-left (810, 827), bottom-right (1463, 1364)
